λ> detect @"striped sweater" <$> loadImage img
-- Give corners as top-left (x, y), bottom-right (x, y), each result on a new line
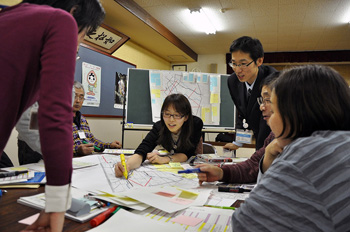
top-left (232, 130), bottom-right (350, 232)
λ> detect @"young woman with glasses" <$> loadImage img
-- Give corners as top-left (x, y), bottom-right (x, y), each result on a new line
top-left (115, 93), bottom-right (203, 177)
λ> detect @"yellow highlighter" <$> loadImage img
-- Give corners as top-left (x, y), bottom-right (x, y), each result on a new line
top-left (120, 153), bottom-right (128, 179)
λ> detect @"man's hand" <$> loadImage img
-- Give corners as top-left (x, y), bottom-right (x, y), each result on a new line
top-left (223, 143), bottom-right (240, 150)
top-left (77, 143), bottom-right (94, 155)
top-left (196, 163), bottom-right (224, 185)
top-left (110, 140), bottom-right (122, 149)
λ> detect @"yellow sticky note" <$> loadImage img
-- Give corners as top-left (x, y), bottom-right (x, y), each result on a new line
top-left (152, 164), bottom-right (168, 169)
top-left (201, 107), bottom-right (210, 122)
top-left (210, 93), bottom-right (219, 103)
top-left (151, 89), bottom-right (161, 98)
top-left (212, 106), bottom-right (218, 117)
top-left (169, 162), bottom-right (182, 168)
top-left (9, 167), bottom-right (28, 171)
top-left (180, 173), bottom-right (198, 179)
top-left (157, 169), bottom-right (179, 174)
top-left (177, 189), bottom-right (198, 200)
top-left (201, 109), bottom-right (206, 122)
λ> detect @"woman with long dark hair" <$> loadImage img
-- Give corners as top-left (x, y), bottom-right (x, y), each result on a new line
top-left (115, 93), bottom-right (203, 176)
top-left (232, 65), bottom-right (350, 231)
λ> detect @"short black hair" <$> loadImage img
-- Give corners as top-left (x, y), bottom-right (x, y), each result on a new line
top-left (229, 36), bottom-right (264, 62)
top-left (273, 65), bottom-right (350, 140)
top-left (22, 0), bottom-right (105, 35)
top-left (260, 71), bottom-right (280, 92)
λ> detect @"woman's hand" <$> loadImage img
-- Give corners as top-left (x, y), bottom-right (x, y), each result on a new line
top-left (262, 138), bottom-right (291, 172)
top-left (146, 151), bottom-right (168, 164)
top-left (115, 162), bottom-right (129, 177)
top-left (114, 154), bottom-right (143, 177)
top-left (195, 163), bottom-right (224, 185)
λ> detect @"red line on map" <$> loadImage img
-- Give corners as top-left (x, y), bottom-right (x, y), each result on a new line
top-left (188, 88), bottom-right (196, 99)
top-left (129, 179), bottom-right (144, 187)
top-left (169, 80), bottom-right (178, 93)
top-left (144, 177), bottom-right (152, 186)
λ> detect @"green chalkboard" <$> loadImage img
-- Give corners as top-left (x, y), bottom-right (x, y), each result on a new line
top-left (126, 69), bottom-right (235, 129)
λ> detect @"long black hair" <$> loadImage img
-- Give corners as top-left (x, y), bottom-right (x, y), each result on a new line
top-left (22, 0), bottom-right (105, 36)
top-left (273, 64), bottom-right (350, 140)
top-left (157, 94), bottom-right (194, 152)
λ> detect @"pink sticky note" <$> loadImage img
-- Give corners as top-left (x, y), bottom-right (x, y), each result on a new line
top-left (155, 191), bottom-right (177, 198)
top-left (171, 215), bottom-right (203, 226)
top-left (169, 198), bottom-right (194, 205)
top-left (18, 213), bottom-right (40, 225)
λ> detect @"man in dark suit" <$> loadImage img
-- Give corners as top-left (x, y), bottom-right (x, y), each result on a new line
top-left (225, 36), bottom-right (276, 150)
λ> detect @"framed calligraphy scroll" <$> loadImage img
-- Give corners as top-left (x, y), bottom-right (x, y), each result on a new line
top-left (82, 23), bottom-right (129, 54)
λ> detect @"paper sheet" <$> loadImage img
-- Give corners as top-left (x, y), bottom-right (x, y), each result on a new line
top-left (87, 209), bottom-right (181, 232)
top-left (133, 206), bottom-right (234, 232)
top-left (96, 155), bottom-right (199, 193)
top-left (18, 213), bottom-right (40, 225)
top-left (125, 186), bottom-right (211, 213)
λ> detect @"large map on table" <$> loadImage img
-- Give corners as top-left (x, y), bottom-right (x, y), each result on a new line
top-left (98, 155), bottom-right (198, 193)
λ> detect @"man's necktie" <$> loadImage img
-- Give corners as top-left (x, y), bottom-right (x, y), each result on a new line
top-left (247, 88), bottom-right (252, 102)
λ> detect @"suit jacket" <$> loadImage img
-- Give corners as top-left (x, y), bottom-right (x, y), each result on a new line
top-left (227, 65), bottom-right (276, 150)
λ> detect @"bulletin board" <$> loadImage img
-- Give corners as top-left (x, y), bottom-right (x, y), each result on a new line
top-left (126, 68), bottom-right (236, 129)
top-left (74, 45), bottom-right (136, 117)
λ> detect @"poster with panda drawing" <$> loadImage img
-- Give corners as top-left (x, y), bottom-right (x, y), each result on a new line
top-left (82, 62), bottom-right (101, 107)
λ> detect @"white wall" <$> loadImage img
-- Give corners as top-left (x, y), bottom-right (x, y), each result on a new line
top-left (181, 54), bottom-right (227, 74)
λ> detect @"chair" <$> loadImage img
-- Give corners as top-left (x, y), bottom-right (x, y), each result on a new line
top-left (202, 143), bottom-right (217, 154)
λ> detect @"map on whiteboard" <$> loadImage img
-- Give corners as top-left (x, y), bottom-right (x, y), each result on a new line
top-left (149, 70), bottom-right (221, 125)
top-left (98, 155), bottom-right (198, 193)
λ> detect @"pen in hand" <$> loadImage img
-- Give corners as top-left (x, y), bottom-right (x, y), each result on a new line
top-left (120, 154), bottom-right (128, 179)
top-left (82, 140), bottom-right (101, 152)
top-left (178, 168), bottom-right (202, 174)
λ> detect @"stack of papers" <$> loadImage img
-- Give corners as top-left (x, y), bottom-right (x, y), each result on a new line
top-left (87, 206), bottom-right (234, 232)
top-left (102, 149), bottom-right (135, 155)
top-left (194, 154), bottom-right (248, 164)
top-left (17, 188), bottom-right (108, 223)
top-left (0, 170), bottom-right (46, 188)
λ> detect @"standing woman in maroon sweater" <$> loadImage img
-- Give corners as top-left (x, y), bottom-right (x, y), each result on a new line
top-left (0, 1), bottom-right (104, 231)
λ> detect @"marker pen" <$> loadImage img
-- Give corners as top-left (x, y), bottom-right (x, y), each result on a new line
top-left (82, 140), bottom-right (101, 151)
top-left (204, 205), bottom-right (235, 210)
top-left (178, 168), bottom-right (202, 174)
top-left (90, 205), bottom-right (117, 227)
top-left (0, 170), bottom-right (28, 178)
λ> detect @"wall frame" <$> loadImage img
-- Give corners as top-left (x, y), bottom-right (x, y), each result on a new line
top-left (82, 23), bottom-right (129, 54)
top-left (172, 64), bottom-right (187, 71)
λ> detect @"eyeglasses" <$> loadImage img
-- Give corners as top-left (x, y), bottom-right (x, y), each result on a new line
top-left (257, 97), bottom-right (271, 106)
top-left (162, 112), bottom-right (184, 120)
top-left (74, 95), bottom-right (85, 101)
top-left (228, 60), bottom-right (254, 70)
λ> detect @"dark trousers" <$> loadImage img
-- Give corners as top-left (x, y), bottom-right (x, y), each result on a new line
top-left (18, 140), bottom-right (42, 165)
top-left (0, 151), bottom-right (14, 168)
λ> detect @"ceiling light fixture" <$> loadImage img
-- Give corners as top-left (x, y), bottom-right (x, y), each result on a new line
top-left (189, 8), bottom-right (216, 35)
